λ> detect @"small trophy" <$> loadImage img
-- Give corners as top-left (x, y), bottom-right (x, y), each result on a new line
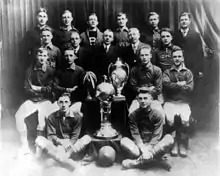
top-left (93, 82), bottom-right (119, 139)
top-left (108, 58), bottom-right (129, 101)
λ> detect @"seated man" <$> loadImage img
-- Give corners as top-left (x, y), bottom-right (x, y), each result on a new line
top-left (121, 88), bottom-right (174, 169)
top-left (69, 31), bottom-right (89, 69)
top-left (129, 46), bottom-right (163, 113)
top-left (53, 45), bottom-right (86, 104)
top-left (94, 29), bottom-right (118, 82)
top-left (15, 48), bottom-right (58, 155)
top-left (35, 92), bottom-right (92, 170)
top-left (162, 48), bottom-right (194, 157)
top-left (120, 28), bottom-right (149, 69)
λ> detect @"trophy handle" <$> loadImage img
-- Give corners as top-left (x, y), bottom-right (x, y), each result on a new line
top-left (124, 62), bottom-right (130, 79)
top-left (108, 63), bottom-right (113, 81)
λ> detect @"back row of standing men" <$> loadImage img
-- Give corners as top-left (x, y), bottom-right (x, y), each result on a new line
top-left (22, 8), bottom-right (204, 80)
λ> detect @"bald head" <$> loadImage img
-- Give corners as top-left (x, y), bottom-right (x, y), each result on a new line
top-left (128, 28), bottom-right (140, 44)
top-left (103, 29), bottom-right (114, 45)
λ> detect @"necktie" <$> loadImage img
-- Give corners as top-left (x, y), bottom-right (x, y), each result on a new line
top-left (132, 45), bottom-right (137, 54)
top-left (105, 45), bottom-right (109, 53)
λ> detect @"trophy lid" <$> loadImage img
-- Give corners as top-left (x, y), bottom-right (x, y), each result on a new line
top-left (114, 58), bottom-right (124, 67)
top-left (108, 58), bottom-right (129, 75)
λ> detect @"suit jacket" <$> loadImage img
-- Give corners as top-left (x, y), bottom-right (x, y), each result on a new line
top-left (119, 41), bottom-right (150, 69)
top-left (173, 28), bottom-right (204, 77)
top-left (74, 46), bottom-right (90, 70)
top-left (94, 44), bottom-right (119, 81)
top-left (80, 28), bottom-right (103, 48)
top-left (141, 26), bottom-right (161, 50)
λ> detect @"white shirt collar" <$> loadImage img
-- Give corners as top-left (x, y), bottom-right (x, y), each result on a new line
top-left (180, 28), bottom-right (189, 36)
top-left (103, 43), bottom-right (110, 48)
top-left (117, 26), bottom-right (129, 32)
top-left (132, 41), bottom-right (140, 48)
top-left (43, 43), bottom-right (53, 50)
top-left (103, 44), bottom-right (111, 52)
top-left (60, 25), bottom-right (73, 31)
top-left (73, 46), bottom-right (80, 53)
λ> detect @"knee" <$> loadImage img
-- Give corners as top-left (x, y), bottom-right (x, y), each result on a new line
top-left (174, 114), bottom-right (190, 128)
top-left (162, 134), bottom-right (174, 145)
top-left (166, 119), bottom-right (174, 127)
top-left (71, 102), bottom-right (82, 112)
top-left (81, 135), bottom-right (92, 144)
top-left (120, 137), bottom-right (131, 147)
top-left (35, 136), bottom-right (51, 149)
top-left (129, 100), bottom-right (139, 114)
top-left (120, 137), bottom-right (140, 157)
top-left (15, 111), bottom-right (20, 121)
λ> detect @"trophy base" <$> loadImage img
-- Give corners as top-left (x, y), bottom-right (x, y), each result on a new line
top-left (113, 95), bottom-right (125, 101)
top-left (93, 122), bottom-right (119, 140)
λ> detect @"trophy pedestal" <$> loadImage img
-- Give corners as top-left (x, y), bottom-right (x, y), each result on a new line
top-left (93, 121), bottom-right (119, 140)
top-left (113, 95), bottom-right (125, 101)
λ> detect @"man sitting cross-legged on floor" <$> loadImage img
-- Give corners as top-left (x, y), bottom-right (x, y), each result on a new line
top-left (15, 48), bottom-right (58, 155)
top-left (121, 88), bottom-right (174, 169)
top-left (35, 92), bottom-right (92, 171)
top-left (162, 47), bottom-right (194, 157)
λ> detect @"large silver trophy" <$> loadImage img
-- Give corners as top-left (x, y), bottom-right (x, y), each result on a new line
top-left (108, 58), bottom-right (129, 100)
top-left (93, 82), bottom-right (119, 139)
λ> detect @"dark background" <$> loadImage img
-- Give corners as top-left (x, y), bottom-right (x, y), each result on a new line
top-left (0, 0), bottom-right (219, 132)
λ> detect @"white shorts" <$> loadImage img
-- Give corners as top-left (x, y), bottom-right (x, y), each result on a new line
top-left (15, 100), bottom-right (59, 133)
top-left (164, 101), bottom-right (191, 126)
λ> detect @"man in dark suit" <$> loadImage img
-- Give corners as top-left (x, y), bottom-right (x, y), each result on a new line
top-left (120, 28), bottom-right (149, 69)
top-left (173, 12), bottom-right (204, 119)
top-left (69, 31), bottom-right (90, 71)
top-left (94, 29), bottom-right (118, 82)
